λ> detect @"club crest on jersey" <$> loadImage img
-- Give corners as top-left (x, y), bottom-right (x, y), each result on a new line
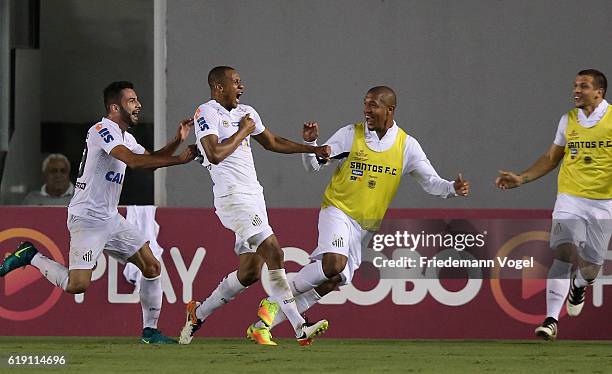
top-left (368, 179), bottom-right (377, 189)
top-left (354, 149), bottom-right (368, 161)
top-left (95, 123), bottom-right (114, 143)
top-left (105, 171), bottom-right (124, 184)
top-left (223, 120), bottom-right (230, 128)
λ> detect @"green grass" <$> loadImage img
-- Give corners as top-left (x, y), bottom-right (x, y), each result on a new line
top-left (0, 337), bottom-right (611, 373)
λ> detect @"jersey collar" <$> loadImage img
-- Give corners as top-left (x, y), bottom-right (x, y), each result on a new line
top-left (578, 99), bottom-right (609, 122)
top-left (364, 120), bottom-right (398, 144)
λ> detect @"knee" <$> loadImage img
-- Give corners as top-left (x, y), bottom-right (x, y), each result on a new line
top-left (256, 237), bottom-right (283, 264)
top-left (141, 259), bottom-right (161, 279)
top-left (315, 276), bottom-right (342, 297)
top-left (322, 257), bottom-right (347, 278)
top-left (66, 279), bottom-right (90, 294)
top-left (238, 267), bottom-right (261, 286)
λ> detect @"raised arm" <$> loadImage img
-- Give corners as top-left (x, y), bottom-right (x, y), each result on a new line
top-left (496, 144), bottom-right (565, 189)
top-left (302, 122), bottom-right (352, 172)
top-left (151, 118), bottom-right (194, 156)
top-left (200, 114), bottom-right (255, 165)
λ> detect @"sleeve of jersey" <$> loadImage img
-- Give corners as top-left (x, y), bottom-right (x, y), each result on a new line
top-left (553, 114), bottom-right (568, 147)
top-left (194, 105), bottom-right (219, 141)
top-left (97, 124), bottom-right (125, 155)
top-left (404, 136), bottom-right (456, 198)
top-left (248, 107), bottom-right (266, 136)
top-left (126, 133), bottom-right (146, 155)
top-left (302, 124), bottom-right (353, 172)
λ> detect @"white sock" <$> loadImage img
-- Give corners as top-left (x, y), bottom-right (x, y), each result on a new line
top-left (30, 253), bottom-right (68, 290)
top-left (196, 270), bottom-right (246, 321)
top-left (289, 261), bottom-right (328, 295)
top-left (268, 269), bottom-right (305, 336)
top-left (546, 259), bottom-right (572, 319)
top-left (140, 275), bottom-right (162, 329)
top-left (255, 289), bottom-right (322, 329)
top-left (573, 269), bottom-right (591, 288)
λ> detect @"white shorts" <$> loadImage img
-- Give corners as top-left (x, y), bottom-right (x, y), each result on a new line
top-left (214, 193), bottom-right (274, 255)
top-left (550, 193), bottom-right (612, 265)
top-left (310, 206), bottom-right (374, 285)
top-left (67, 213), bottom-right (147, 270)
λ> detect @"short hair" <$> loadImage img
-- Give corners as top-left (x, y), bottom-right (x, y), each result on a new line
top-left (103, 81), bottom-right (134, 112)
top-left (42, 153), bottom-right (70, 173)
top-left (578, 69), bottom-right (607, 97)
top-left (208, 66), bottom-right (234, 89)
top-left (367, 86), bottom-right (397, 108)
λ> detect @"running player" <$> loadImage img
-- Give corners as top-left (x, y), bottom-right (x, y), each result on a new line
top-left (0, 81), bottom-right (198, 344)
top-left (247, 85), bottom-right (470, 344)
top-left (496, 69), bottom-right (611, 341)
top-left (179, 66), bottom-right (330, 346)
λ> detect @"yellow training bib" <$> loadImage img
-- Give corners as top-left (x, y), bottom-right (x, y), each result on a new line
top-left (558, 105), bottom-right (612, 199)
top-left (322, 123), bottom-right (406, 230)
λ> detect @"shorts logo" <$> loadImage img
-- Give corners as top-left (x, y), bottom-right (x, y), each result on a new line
top-left (368, 179), bottom-right (377, 189)
top-left (584, 155), bottom-right (592, 164)
top-left (196, 117), bottom-right (209, 131)
top-left (82, 250), bottom-right (93, 263)
top-left (251, 214), bottom-right (262, 227)
top-left (332, 235), bottom-right (344, 248)
top-left (95, 123), bottom-right (114, 143)
top-left (553, 223), bottom-right (562, 234)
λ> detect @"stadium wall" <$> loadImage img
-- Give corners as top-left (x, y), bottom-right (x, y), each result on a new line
top-left (163, 0), bottom-right (612, 209)
top-left (1, 207), bottom-right (611, 339)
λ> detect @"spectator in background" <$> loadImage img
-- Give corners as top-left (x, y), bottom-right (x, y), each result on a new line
top-left (22, 153), bottom-right (74, 206)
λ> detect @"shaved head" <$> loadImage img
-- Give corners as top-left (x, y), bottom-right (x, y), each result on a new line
top-left (208, 66), bottom-right (235, 89)
top-left (367, 86), bottom-right (396, 108)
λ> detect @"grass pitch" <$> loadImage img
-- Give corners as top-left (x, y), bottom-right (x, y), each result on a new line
top-left (0, 337), bottom-right (611, 373)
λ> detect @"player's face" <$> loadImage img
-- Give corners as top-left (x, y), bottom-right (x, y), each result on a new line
top-left (220, 70), bottom-right (244, 109)
top-left (573, 75), bottom-right (602, 109)
top-left (363, 93), bottom-right (391, 131)
top-left (119, 88), bottom-right (142, 126)
top-left (45, 159), bottom-right (70, 192)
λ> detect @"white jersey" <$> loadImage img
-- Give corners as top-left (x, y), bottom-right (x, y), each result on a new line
top-left (194, 99), bottom-right (265, 197)
top-left (302, 121), bottom-right (456, 198)
top-left (68, 117), bottom-right (145, 220)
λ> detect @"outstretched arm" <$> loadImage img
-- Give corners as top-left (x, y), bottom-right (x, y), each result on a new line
top-left (110, 144), bottom-right (197, 170)
top-left (405, 137), bottom-right (459, 198)
top-left (496, 144), bottom-right (564, 190)
top-left (253, 128), bottom-right (330, 158)
top-left (150, 118), bottom-right (194, 156)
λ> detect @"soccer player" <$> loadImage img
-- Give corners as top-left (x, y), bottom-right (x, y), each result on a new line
top-left (0, 81), bottom-right (198, 344)
top-left (246, 85), bottom-right (470, 344)
top-left (179, 66), bottom-right (331, 346)
top-left (496, 69), bottom-right (611, 341)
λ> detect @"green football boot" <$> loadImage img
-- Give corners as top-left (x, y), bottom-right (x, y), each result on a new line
top-left (140, 328), bottom-right (178, 344)
top-left (0, 241), bottom-right (38, 277)
top-left (257, 298), bottom-right (280, 327)
top-left (246, 323), bottom-right (277, 346)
